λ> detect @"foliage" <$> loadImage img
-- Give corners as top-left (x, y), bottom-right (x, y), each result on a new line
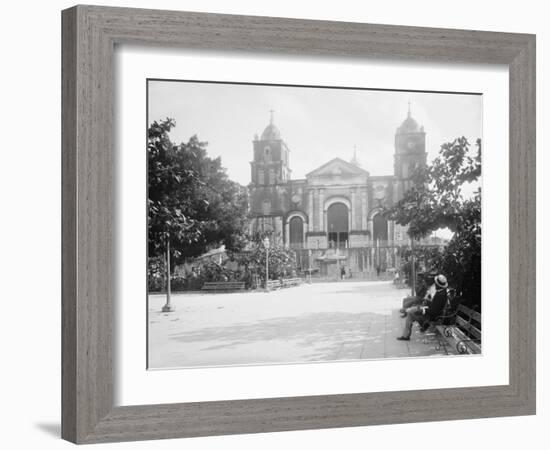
top-left (148, 244), bottom-right (297, 291)
top-left (148, 119), bottom-right (249, 263)
top-left (240, 232), bottom-right (298, 282)
top-left (147, 256), bottom-right (166, 292)
top-left (170, 274), bottom-right (189, 292)
top-left (387, 137), bottom-right (481, 308)
top-left (387, 137), bottom-right (481, 238)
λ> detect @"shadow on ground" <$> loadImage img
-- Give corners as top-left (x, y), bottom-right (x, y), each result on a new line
top-left (170, 311), bottom-right (387, 360)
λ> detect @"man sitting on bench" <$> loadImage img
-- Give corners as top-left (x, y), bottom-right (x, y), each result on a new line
top-left (396, 274), bottom-right (448, 341)
top-left (399, 280), bottom-right (436, 318)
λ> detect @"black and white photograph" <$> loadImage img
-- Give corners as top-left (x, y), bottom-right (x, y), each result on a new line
top-left (1, 0), bottom-right (542, 447)
top-left (147, 79), bottom-right (482, 369)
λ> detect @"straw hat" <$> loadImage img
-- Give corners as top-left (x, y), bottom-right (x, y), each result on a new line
top-left (434, 274), bottom-right (448, 288)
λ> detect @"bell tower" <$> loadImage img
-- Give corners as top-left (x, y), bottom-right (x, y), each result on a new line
top-left (250, 110), bottom-right (291, 186)
top-left (248, 111), bottom-right (292, 241)
top-left (394, 103), bottom-right (427, 180)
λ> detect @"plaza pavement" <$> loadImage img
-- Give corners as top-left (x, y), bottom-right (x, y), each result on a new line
top-left (148, 280), bottom-right (452, 369)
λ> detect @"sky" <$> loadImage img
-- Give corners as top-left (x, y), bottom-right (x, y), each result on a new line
top-left (148, 80), bottom-right (482, 186)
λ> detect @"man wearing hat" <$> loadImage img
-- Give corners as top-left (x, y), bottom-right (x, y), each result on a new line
top-left (397, 274), bottom-right (449, 341)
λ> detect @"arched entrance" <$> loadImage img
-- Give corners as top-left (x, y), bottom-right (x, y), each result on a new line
top-left (327, 202), bottom-right (349, 249)
top-left (373, 213), bottom-right (388, 243)
top-left (289, 216), bottom-right (304, 248)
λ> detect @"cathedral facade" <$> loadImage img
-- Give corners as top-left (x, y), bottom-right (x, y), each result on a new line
top-left (248, 108), bottom-right (427, 251)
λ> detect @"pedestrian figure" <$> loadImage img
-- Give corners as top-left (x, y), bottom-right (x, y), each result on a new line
top-left (376, 265), bottom-right (381, 277)
top-left (340, 265), bottom-right (346, 280)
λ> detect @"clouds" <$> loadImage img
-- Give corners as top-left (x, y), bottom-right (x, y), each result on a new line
top-left (148, 80), bottom-right (482, 186)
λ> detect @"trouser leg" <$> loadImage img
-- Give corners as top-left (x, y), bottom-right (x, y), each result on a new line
top-left (402, 307), bottom-right (423, 338)
top-left (400, 296), bottom-right (419, 316)
top-left (402, 296), bottom-right (418, 309)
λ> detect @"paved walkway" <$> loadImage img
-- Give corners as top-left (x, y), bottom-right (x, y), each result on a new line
top-left (148, 281), bottom-right (451, 369)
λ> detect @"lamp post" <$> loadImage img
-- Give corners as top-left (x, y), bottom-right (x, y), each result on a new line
top-left (162, 232), bottom-right (175, 312)
top-left (263, 236), bottom-right (270, 291)
top-left (307, 249), bottom-right (312, 284)
top-left (410, 237), bottom-right (416, 297)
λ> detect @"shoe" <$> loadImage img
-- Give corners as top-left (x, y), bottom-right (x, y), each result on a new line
top-left (396, 336), bottom-right (410, 341)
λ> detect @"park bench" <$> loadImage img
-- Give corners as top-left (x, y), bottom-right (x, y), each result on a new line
top-left (201, 281), bottom-right (246, 292)
top-left (433, 305), bottom-right (482, 354)
top-left (266, 279), bottom-right (281, 290)
top-left (281, 277), bottom-right (302, 288)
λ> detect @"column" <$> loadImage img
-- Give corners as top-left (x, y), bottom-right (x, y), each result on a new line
top-left (350, 188), bottom-right (357, 230)
top-left (318, 188), bottom-right (324, 231)
top-left (308, 189), bottom-right (314, 232)
top-left (284, 221), bottom-right (289, 248)
top-left (361, 188), bottom-right (368, 231)
top-left (368, 219), bottom-right (373, 240)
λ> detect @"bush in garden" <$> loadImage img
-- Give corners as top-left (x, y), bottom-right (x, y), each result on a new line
top-left (148, 256), bottom-right (166, 292)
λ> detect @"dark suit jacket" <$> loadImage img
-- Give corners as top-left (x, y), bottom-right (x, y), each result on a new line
top-left (426, 288), bottom-right (448, 320)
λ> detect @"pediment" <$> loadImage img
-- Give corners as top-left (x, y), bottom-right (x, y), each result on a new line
top-left (306, 158), bottom-right (368, 179)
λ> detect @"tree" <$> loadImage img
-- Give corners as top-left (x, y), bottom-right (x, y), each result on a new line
top-left (148, 119), bottom-right (249, 263)
top-left (387, 137), bottom-right (481, 308)
top-left (244, 231), bottom-right (297, 282)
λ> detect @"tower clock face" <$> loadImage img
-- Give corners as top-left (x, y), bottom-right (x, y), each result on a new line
top-left (291, 194), bottom-right (301, 204)
top-left (407, 140), bottom-right (415, 150)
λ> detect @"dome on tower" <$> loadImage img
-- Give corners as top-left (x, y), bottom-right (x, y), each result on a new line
top-left (261, 123), bottom-right (281, 140)
top-left (260, 110), bottom-right (282, 140)
top-left (396, 104), bottom-right (421, 134)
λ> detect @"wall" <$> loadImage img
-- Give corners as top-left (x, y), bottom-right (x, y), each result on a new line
top-left (0, 1), bottom-right (546, 449)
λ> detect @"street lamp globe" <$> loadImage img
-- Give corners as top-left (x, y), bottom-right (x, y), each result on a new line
top-left (263, 236), bottom-right (270, 249)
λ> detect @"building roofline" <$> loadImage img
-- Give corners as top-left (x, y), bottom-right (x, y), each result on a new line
top-left (306, 157), bottom-right (370, 177)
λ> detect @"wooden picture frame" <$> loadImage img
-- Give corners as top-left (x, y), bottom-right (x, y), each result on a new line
top-left (61, 5), bottom-right (536, 444)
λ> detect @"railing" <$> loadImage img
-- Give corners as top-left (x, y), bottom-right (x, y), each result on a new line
top-left (289, 240), bottom-right (444, 250)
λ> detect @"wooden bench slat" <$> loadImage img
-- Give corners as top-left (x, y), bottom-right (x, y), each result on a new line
top-left (455, 316), bottom-right (482, 340)
top-left (450, 326), bottom-right (482, 354)
top-left (458, 305), bottom-right (481, 323)
top-left (432, 302), bottom-right (482, 355)
top-left (435, 325), bottom-right (481, 355)
top-left (281, 277), bottom-right (301, 286)
top-left (202, 281), bottom-right (245, 291)
top-left (267, 280), bottom-right (281, 289)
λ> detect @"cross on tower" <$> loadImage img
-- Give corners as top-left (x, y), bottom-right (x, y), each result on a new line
top-left (407, 101), bottom-right (411, 117)
top-left (269, 109), bottom-right (274, 124)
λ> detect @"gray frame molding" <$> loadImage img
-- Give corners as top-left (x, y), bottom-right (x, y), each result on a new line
top-left (61, 5), bottom-right (536, 444)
